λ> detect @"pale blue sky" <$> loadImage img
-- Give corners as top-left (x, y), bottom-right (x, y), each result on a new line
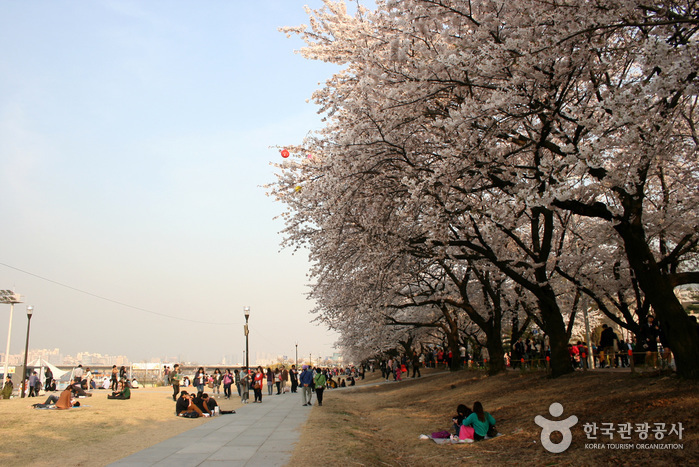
top-left (0, 1), bottom-right (344, 364)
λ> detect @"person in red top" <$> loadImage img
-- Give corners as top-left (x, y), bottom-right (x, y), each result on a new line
top-left (577, 342), bottom-right (589, 369)
top-left (253, 366), bottom-right (264, 403)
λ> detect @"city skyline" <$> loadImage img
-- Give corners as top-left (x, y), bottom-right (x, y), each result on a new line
top-left (2, 345), bottom-right (338, 370)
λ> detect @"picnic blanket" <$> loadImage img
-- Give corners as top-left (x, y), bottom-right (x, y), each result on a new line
top-left (32, 404), bottom-right (89, 410)
top-left (420, 433), bottom-right (503, 444)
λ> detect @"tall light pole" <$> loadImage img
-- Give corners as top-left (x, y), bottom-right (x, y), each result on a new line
top-left (20, 306), bottom-right (33, 398)
top-left (295, 341), bottom-right (298, 369)
top-left (1, 290), bottom-right (23, 380)
top-left (243, 306), bottom-right (250, 370)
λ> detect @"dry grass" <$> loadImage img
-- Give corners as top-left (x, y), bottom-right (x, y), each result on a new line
top-left (0, 386), bottom-right (240, 466)
top-left (290, 368), bottom-right (699, 466)
top-left (0, 370), bottom-right (696, 466)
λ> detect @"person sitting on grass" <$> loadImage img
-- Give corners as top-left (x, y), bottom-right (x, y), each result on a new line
top-left (175, 391), bottom-right (207, 418)
top-left (194, 392), bottom-right (214, 415)
top-left (452, 404), bottom-right (473, 435)
top-left (70, 380), bottom-right (92, 397)
top-left (462, 401), bottom-right (497, 441)
top-left (33, 386), bottom-right (80, 409)
top-left (107, 380), bottom-right (131, 400)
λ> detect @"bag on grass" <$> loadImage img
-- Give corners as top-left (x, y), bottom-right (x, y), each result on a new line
top-left (459, 425), bottom-right (475, 440)
top-left (431, 430), bottom-right (451, 439)
top-left (487, 425), bottom-right (498, 438)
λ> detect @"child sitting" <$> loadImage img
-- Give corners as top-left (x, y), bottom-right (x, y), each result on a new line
top-left (452, 404), bottom-right (472, 435)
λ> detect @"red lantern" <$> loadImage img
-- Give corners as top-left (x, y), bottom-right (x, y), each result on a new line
top-left (281, 149), bottom-right (290, 158)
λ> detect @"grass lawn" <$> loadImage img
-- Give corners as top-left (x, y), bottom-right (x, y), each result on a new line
top-left (0, 386), bottom-right (240, 466)
top-left (289, 368), bottom-right (698, 465)
top-left (0, 368), bottom-right (696, 466)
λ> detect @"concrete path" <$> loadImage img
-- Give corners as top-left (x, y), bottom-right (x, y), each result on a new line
top-left (110, 392), bottom-right (309, 467)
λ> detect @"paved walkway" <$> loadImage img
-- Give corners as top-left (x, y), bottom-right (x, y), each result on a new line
top-left (110, 392), bottom-right (309, 467)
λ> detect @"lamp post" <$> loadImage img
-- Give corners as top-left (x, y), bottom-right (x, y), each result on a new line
top-left (20, 306), bottom-right (33, 398)
top-left (295, 341), bottom-right (298, 369)
top-left (0, 290), bottom-right (23, 380)
top-left (243, 306), bottom-right (250, 370)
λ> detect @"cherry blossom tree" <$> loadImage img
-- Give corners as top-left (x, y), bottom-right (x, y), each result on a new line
top-left (272, 0), bottom-right (699, 378)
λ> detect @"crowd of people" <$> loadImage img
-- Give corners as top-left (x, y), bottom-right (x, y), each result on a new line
top-left (166, 363), bottom-right (371, 417)
top-left (26, 368), bottom-right (134, 409)
top-left (565, 317), bottom-right (679, 371)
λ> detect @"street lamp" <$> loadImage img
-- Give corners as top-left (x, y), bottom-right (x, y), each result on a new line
top-left (295, 341), bottom-right (298, 369)
top-left (20, 306), bottom-right (33, 398)
top-left (0, 290), bottom-right (23, 381)
top-left (243, 306), bottom-right (250, 370)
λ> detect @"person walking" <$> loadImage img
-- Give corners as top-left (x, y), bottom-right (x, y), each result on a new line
top-left (1, 375), bottom-right (13, 399)
top-left (222, 369), bottom-right (233, 399)
top-left (170, 364), bottom-right (181, 401)
top-left (411, 354), bottom-right (422, 378)
top-left (73, 364), bottom-right (84, 387)
top-left (234, 369), bottom-right (241, 397)
top-left (194, 367), bottom-right (206, 396)
top-left (44, 367), bottom-right (54, 392)
top-left (275, 368), bottom-right (283, 395)
top-left (240, 368), bottom-right (250, 404)
top-left (281, 366), bottom-right (289, 394)
top-left (85, 367), bottom-right (93, 390)
top-left (110, 365), bottom-right (119, 391)
top-left (212, 369), bottom-right (222, 396)
top-left (313, 368), bottom-right (327, 407)
top-left (299, 365), bottom-right (313, 406)
top-left (28, 371), bottom-right (40, 397)
top-left (266, 367), bottom-right (274, 396)
top-left (253, 366), bottom-right (264, 403)
top-left (289, 365), bottom-right (298, 393)
top-left (599, 324), bottom-right (617, 368)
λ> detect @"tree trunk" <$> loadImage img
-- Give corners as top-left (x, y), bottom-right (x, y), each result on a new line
top-left (486, 334), bottom-right (506, 375)
top-left (446, 331), bottom-right (462, 371)
top-left (615, 222), bottom-right (699, 379)
top-left (537, 287), bottom-right (574, 377)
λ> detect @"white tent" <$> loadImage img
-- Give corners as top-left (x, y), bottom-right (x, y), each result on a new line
top-left (29, 358), bottom-right (69, 383)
